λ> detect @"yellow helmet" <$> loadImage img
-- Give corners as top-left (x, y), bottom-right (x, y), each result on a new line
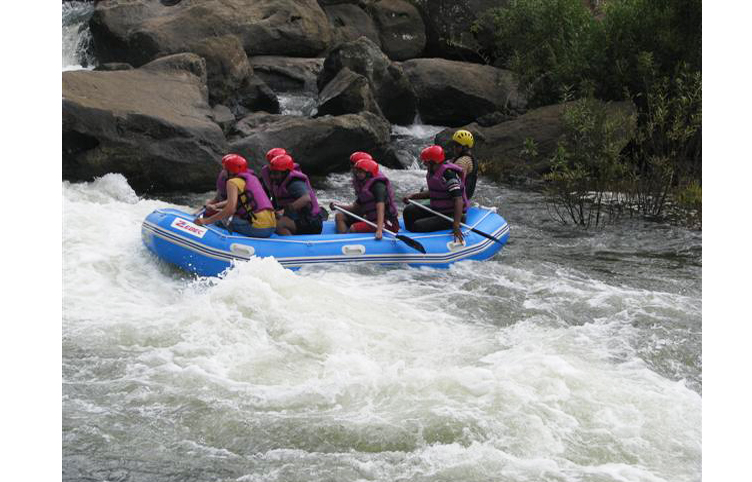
top-left (452, 129), bottom-right (474, 148)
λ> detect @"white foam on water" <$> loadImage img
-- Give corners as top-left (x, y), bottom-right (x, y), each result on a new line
top-left (278, 93), bottom-right (318, 117)
top-left (63, 176), bottom-right (700, 481)
top-left (391, 123), bottom-right (447, 140)
top-left (62, 1), bottom-right (96, 70)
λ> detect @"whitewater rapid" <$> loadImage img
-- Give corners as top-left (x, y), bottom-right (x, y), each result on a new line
top-left (63, 174), bottom-right (701, 482)
top-left (62, 3), bottom-right (701, 479)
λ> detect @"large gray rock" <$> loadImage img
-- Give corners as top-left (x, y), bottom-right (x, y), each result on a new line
top-left (89, 0), bottom-right (332, 67)
top-left (229, 111), bottom-right (399, 174)
top-left (318, 36), bottom-right (416, 125)
top-left (434, 101), bottom-right (636, 179)
top-left (248, 56), bottom-right (324, 93)
top-left (209, 104), bottom-right (236, 135)
top-left (188, 35), bottom-right (251, 106)
top-left (232, 75), bottom-right (281, 116)
top-left (402, 57), bottom-right (526, 126)
top-left (367, 0), bottom-right (426, 60)
top-left (316, 68), bottom-right (383, 118)
top-left (229, 112), bottom-right (289, 140)
top-left (62, 53), bottom-right (228, 193)
top-left (410, 0), bottom-right (504, 61)
top-left (323, 3), bottom-right (382, 49)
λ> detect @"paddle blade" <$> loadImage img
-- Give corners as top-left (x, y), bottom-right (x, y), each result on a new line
top-left (397, 234), bottom-right (426, 254)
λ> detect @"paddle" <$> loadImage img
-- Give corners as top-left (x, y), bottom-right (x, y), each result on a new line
top-left (332, 205), bottom-right (426, 254)
top-left (405, 199), bottom-right (504, 244)
top-left (191, 206), bottom-right (235, 234)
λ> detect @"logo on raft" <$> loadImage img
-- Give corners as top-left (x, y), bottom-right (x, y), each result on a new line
top-left (171, 218), bottom-right (207, 238)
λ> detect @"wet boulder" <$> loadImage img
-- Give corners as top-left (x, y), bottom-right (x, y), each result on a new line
top-left (366, 0), bottom-right (427, 61)
top-left (63, 53), bottom-right (228, 193)
top-left (316, 68), bottom-right (383, 118)
top-left (88, 0), bottom-right (332, 67)
top-left (248, 56), bottom-right (324, 93)
top-left (229, 112), bottom-right (289, 140)
top-left (188, 35), bottom-right (251, 106)
top-left (94, 62), bottom-right (133, 71)
top-left (323, 3), bottom-right (382, 50)
top-left (402, 58), bottom-right (526, 126)
top-left (228, 111), bottom-right (399, 174)
top-left (187, 35), bottom-right (281, 115)
top-left (410, 0), bottom-right (503, 61)
top-left (232, 75), bottom-right (281, 117)
top-left (318, 36), bottom-right (416, 125)
top-left (209, 104), bottom-right (236, 135)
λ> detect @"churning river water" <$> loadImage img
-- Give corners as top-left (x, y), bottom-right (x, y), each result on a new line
top-left (62, 4), bottom-right (701, 481)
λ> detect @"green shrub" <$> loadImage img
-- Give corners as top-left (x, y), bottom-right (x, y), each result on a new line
top-left (544, 98), bottom-right (636, 227)
top-left (594, 0), bottom-right (702, 100)
top-left (481, 0), bottom-right (701, 105)
top-left (622, 55), bottom-right (700, 210)
top-left (480, 0), bottom-right (702, 228)
top-left (479, 0), bottom-right (599, 107)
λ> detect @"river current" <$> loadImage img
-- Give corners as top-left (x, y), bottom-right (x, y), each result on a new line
top-left (62, 4), bottom-right (701, 482)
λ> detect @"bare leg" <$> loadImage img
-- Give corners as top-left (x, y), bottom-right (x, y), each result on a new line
top-left (335, 212), bottom-right (349, 233)
top-left (276, 216), bottom-right (296, 236)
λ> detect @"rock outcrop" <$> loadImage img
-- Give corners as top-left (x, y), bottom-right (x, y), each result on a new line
top-left (187, 35), bottom-right (249, 105)
top-left (402, 58), bottom-right (526, 126)
top-left (316, 68), bottom-right (383, 118)
top-left (366, 0), bottom-right (426, 61)
top-left (323, 3), bottom-right (382, 49)
top-left (410, 0), bottom-right (503, 61)
top-left (228, 111), bottom-right (399, 174)
top-left (63, 53), bottom-right (227, 193)
top-left (318, 36), bottom-right (416, 125)
top-left (249, 56), bottom-right (324, 93)
top-left (89, 0), bottom-right (332, 67)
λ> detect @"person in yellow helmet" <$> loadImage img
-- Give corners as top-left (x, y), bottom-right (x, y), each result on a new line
top-left (450, 129), bottom-right (478, 199)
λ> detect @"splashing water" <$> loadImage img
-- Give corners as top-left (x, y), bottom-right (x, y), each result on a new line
top-left (63, 172), bottom-right (701, 482)
top-left (61, 5), bottom-right (701, 480)
top-left (62, 2), bottom-right (96, 71)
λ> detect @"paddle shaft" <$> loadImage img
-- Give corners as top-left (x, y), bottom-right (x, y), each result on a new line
top-left (332, 205), bottom-right (426, 254)
top-left (406, 199), bottom-right (504, 244)
top-left (333, 206), bottom-right (391, 234)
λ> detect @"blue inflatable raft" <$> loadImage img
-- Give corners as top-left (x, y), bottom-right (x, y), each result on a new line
top-left (141, 207), bottom-right (510, 275)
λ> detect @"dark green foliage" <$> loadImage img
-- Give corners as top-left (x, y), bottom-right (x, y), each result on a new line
top-left (625, 58), bottom-right (702, 219)
top-left (594, 0), bottom-right (701, 100)
top-left (482, 0), bottom-right (701, 105)
top-left (544, 98), bottom-right (635, 227)
top-left (479, 0), bottom-right (598, 106)
top-left (481, 0), bottom-right (701, 227)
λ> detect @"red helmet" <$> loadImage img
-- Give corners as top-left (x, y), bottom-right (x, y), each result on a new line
top-left (420, 145), bottom-right (445, 163)
top-left (221, 153), bottom-right (248, 174)
top-left (349, 151), bottom-right (373, 165)
top-left (354, 158), bottom-right (379, 177)
top-left (270, 154), bottom-right (295, 172)
top-left (266, 147), bottom-right (287, 163)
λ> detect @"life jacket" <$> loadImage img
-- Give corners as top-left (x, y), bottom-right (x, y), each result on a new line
top-left (355, 173), bottom-right (398, 223)
top-left (234, 171), bottom-right (274, 221)
top-left (261, 162), bottom-right (301, 199)
top-left (426, 162), bottom-right (470, 215)
top-left (454, 154), bottom-right (478, 200)
top-left (216, 170), bottom-right (229, 200)
top-left (271, 170), bottom-right (321, 217)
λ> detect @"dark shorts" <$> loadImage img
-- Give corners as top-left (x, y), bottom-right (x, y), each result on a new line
top-left (294, 214), bottom-right (323, 235)
top-left (403, 203), bottom-right (465, 232)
